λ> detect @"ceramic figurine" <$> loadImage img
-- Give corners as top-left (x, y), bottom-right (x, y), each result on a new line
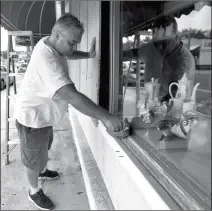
top-left (157, 120), bottom-right (176, 141)
top-left (168, 73), bottom-right (200, 119)
top-left (140, 98), bottom-right (168, 125)
top-left (151, 100), bottom-right (168, 117)
top-left (140, 78), bottom-right (162, 124)
top-left (157, 73), bottom-right (201, 140)
top-left (157, 108), bottom-right (198, 140)
top-left (182, 110), bottom-right (199, 122)
top-left (182, 100), bottom-right (196, 114)
top-left (140, 104), bottom-right (152, 124)
top-left (170, 118), bottom-right (195, 138)
top-left (169, 73), bottom-right (200, 101)
top-left (168, 98), bottom-right (184, 119)
top-left (144, 77), bottom-right (161, 109)
top-left (157, 111), bottom-right (198, 140)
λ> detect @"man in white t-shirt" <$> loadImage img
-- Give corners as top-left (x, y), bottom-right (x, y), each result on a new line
top-left (14, 13), bottom-right (123, 210)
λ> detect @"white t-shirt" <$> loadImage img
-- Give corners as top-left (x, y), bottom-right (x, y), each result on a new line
top-left (14, 37), bottom-right (73, 128)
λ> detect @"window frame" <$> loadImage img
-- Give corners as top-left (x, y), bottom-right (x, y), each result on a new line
top-left (109, 1), bottom-right (122, 115)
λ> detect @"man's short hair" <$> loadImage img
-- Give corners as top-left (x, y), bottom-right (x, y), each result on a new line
top-left (53, 13), bottom-right (84, 35)
top-left (152, 15), bottom-right (178, 34)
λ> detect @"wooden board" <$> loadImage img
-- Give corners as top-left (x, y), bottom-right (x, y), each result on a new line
top-left (67, 1), bottom-right (100, 102)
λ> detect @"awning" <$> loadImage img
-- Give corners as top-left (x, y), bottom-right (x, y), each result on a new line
top-left (122, 1), bottom-right (212, 36)
top-left (1, 1), bottom-right (56, 44)
top-left (190, 45), bottom-right (200, 51)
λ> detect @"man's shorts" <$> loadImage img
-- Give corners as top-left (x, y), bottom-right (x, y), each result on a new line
top-left (15, 120), bottom-right (53, 172)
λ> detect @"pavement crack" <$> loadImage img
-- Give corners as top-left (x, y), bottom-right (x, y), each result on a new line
top-left (77, 192), bottom-right (83, 195)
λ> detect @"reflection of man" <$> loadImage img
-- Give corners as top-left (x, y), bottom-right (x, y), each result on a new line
top-left (123, 15), bottom-right (195, 102)
top-left (14, 13), bottom-right (123, 210)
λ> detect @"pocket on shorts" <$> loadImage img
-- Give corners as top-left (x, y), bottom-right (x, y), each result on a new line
top-left (20, 142), bottom-right (41, 167)
top-left (28, 127), bottom-right (37, 132)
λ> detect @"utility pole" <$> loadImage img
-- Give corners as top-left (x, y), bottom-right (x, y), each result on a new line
top-left (188, 33), bottom-right (191, 51)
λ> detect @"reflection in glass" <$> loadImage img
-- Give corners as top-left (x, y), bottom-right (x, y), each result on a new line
top-left (119, 1), bottom-right (211, 203)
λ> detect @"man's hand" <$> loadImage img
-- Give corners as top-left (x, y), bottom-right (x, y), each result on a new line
top-left (89, 37), bottom-right (96, 58)
top-left (101, 115), bottom-right (123, 133)
top-left (66, 37), bottom-right (96, 60)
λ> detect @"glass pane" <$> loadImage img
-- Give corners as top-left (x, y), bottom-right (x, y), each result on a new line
top-left (119, 1), bottom-right (211, 200)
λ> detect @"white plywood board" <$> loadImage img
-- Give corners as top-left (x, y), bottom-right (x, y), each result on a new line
top-left (67, 0), bottom-right (81, 90)
top-left (87, 1), bottom-right (101, 103)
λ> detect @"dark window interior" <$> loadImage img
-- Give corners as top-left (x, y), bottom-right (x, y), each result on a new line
top-left (99, 1), bottom-right (110, 110)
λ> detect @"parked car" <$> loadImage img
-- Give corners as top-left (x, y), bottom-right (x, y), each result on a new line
top-left (16, 62), bottom-right (27, 73)
top-left (1, 66), bottom-right (14, 90)
top-left (123, 61), bottom-right (145, 86)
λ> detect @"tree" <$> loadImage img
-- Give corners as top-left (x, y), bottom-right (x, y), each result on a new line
top-left (208, 29), bottom-right (212, 38)
top-left (142, 36), bottom-right (151, 43)
top-left (15, 36), bottom-right (31, 46)
top-left (195, 30), bottom-right (207, 39)
top-left (123, 39), bottom-right (134, 50)
top-left (179, 28), bottom-right (207, 39)
top-left (1, 51), bottom-right (7, 59)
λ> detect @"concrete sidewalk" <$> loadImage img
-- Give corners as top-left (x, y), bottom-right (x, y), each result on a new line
top-left (1, 83), bottom-right (90, 210)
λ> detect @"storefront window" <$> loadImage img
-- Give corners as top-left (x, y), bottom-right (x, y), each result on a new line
top-left (115, 1), bottom-right (211, 209)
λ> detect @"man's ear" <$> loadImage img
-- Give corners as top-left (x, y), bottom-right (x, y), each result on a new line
top-left (55, 30), bottom-right (60, 40)
top-left (164, 23), bottom-right (174, 37)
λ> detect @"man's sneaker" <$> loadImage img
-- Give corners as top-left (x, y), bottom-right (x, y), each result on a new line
top-left (28, 189), bottom-right (54, 210)
top-left (39, 169), bottom-right (59, 180)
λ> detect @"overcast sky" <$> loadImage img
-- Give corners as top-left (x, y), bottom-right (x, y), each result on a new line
top-left (176, 5), bottom-right (211, 31)
top-left (1, 6), bottom-right (211, 50)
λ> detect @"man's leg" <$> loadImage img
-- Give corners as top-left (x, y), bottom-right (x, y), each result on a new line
top-left (26, 168), bottom-right (40, 194)
top-left (48, 126), bottom-right (53, 150)
top-left (16, 120), bottom-right (54, 210)
top-left (38, 127), bottom-right (59, 180)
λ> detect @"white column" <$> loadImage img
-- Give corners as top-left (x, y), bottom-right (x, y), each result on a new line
top-left (55, 1), bottom-right (62, 19)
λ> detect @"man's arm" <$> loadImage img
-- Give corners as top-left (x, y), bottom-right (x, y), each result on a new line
top-left (67, 37), bottom-right (96, 60)
top-left (55, 84), bottom-right (123, 132)
top-left (56, 83), bottom-right (109, 120)
top-left (122, 48), bottom-right (139, 61)
top-left (67, 50), bottom-right (91, 60)
top-left (122, 43), bottom-right (150, 61)
top-left (171, 47), bottom-right (195, 82)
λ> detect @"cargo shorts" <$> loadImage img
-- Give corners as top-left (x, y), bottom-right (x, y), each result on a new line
top-left (15, 120), bottom-right (53, 172)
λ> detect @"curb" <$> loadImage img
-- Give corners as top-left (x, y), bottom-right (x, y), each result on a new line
top-left (68, 108), bottom-right (114, 210)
